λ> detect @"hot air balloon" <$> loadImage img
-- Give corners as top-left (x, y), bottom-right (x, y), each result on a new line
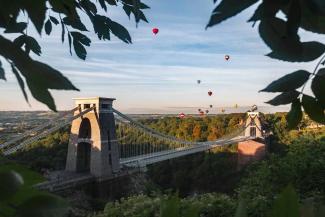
top-left (152, 28), bottom-right (159, 35)
top-left (205, 110), bottom-right (209, 114)
top-left (221, 109), bottom-right (225, 113)
top-left (197, 80), bottom-right (201, 84)
top-left (198, 108), bottom-right (201, 112)
top-left (225, 55), bottom-right (230, 61)
top-left (208, 90), bottom-right (213, 96)
top-left (209, 105), bottom-right (213, 108)
top-left (200, 111), bottom-right (205, 116)
top-left (179, 113), bottom-right (185, 118)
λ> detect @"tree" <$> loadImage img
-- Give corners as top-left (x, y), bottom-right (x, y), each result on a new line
top-left (192, 124), bottom-right (201, 141)
top-left (206, 0), bottom-right (325, 128)
top-left (0, 0), bottom-right (149, 111)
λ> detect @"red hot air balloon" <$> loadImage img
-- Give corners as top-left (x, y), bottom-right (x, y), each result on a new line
top-left (152, 28), bottom-right (159, 35)
top-left (225, 55), bottom-right (230, 61)
top-left (179, 113), bottom-right (185, 118)
top-left (208, 90), bottom-right (213, 96)
top-left (200, 111), bottom-right (205, 116)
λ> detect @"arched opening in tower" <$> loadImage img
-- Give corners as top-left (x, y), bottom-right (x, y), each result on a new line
top-left (77, 142), bottom-right (91, 172)
top-left (250, 127), bottom-right (256, 137)
top-left (78, 118), bottom-right (91, 138)
top-left (77, 118), bottom-right (92, 172)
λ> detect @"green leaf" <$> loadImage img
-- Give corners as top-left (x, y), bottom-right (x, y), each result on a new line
top-left (4, 20), bottom-right (27, 33)
top-left (21, 0), bottom-right (46, 34)
top-left (123, 4), bottom-right (132, 18)
top-left (92, 15), bottom-right (111, 40)
top-left (299, 0), bottom-right (325, 34)
top-left (63, 16), bottom-right (88, 31)
top-left (286, 99), bottom-right (302, 129)
top-left (25, 36), bottom-right (42, 56)
top-left (0, 60), bottom-right (5, 80)
top-left (11, 64), bottom-right (28, 102)
top-left (14, 35), bottom-right (42, 56)
top-left (22, 60), bottom-right (79, 111)
top-left (71, 32), bottom-right (91, 60)
top-left (45, 19), bottom-right (52, 35)
top-left (26, 61), bottom-right (80, 91)
top-left (265, 91), bottom-right (300, 106)
top-left (122, 0), bottom-right (149, 9)
top-left (49, 16), bottom-right (59, 25)
top-left (108, 19), bottom-right (132, 43)
top-left (122, 2), bottom-right (148, 23)
top-left (160, 196), bottom-right (180, 217)
top-left (106, 0), bottom-right (117, 5)
top-left (73, 40), bottom-right (87, 60)
top-left (17, 194), bottom-right (69, 217)
top-left (70, 32), bottom-right (91, 46)
top-left (271, 185), bottom-right (299, 217)
top-left (132, 0), bottom-right (141, 25)
top-left (80, 0), bottom-right (97, 15)
top-left (68, 33), bottom-right (72, 55)
top-left (300, 42), bottom-right (325, 62)
top-left (206, 0), bottom-right (258, 28)
top-left (260, 70), bottom-right (310, 92)
top-left (248, 3), bottom-right (264, 22)
top-left (286, 0), bottom-right (301, 37)
top-left (235, 199), bottom-right (247, 217)
top-left (49, 0), bottom-right (77, 17)
top-left (302, 94), bottom-right (325, 124)
top-left (13, 35), bottom-right (27, 47)
top-left (259, 18), bottom-right (325, 62)
top-left (61, 21), bottom-right (65, 43)
top-left (99, 0), bottom-right (108, 11)
top-left (248, 2), bottom-right (282, 22)
top-left (311, 68), bottom-right (325, 108)
top-left (0, 170), bottom-right (24, 201)
top-left (27, 82), bottom-right (57, 111)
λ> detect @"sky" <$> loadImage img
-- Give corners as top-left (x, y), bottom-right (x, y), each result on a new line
top-left (0, 0), bottom-right (321, 113)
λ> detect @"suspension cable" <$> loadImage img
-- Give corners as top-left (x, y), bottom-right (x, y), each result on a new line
top-left (2, 107), bottom-right (94, 155)
top-left (113, 108), bottom-right (250, 146)
top-left (0, 107), bottom-right (79, 150)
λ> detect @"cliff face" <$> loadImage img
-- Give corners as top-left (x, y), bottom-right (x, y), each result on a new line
top-left (237, 139), bottom-right (266, 170)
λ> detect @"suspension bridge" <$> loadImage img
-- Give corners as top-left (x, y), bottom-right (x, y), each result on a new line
top-left (0, 97), bottom-right (264, 192)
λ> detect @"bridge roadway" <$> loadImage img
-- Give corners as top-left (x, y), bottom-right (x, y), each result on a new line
top-left (120, 135), bottom-right (252, 167)
top-left (35, 135), bottom-right (252, 192)
top-left (34, 169), bottom-right (138, 193)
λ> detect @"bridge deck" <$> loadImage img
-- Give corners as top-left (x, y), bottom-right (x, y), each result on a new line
top-left (34, 169), bottom-right (138, 193)
top-left (120, 136), bottom-right (252, 167)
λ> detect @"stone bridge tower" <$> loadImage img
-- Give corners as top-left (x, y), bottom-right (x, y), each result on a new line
top-left (238, 106), bottom-right (266, 169)
top-left (66, 97), bottom-right (120, 177)
top-left (244, 111), bottom-right (263, 138)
